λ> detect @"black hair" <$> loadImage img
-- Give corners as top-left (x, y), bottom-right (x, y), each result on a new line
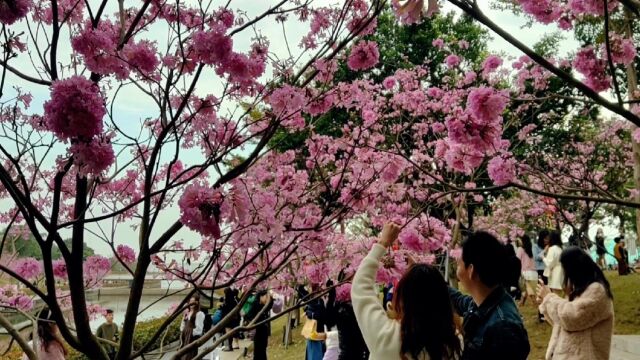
top-left (520, 234), bottom-right (534, 258)
top-left (461, 231), bottom-right (508, 287)
top-left (548, 231), bottom-right (563, 248)
top-left (393, 264), bottom-right (461, 360)
top-left (560, 247), bottom-right (613, 301)
top-left (105, 309), bottom-right (114, 314)
top-left (537, 229), bottom-right (549, 248)
top-left (37, 308), bottom-right (66, 355)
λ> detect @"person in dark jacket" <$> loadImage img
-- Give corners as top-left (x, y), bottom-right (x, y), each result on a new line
top-left (246, 290), bottom-right (273, 360)
top-left (220, 288), bottom-right (240, 351)
top-left (504, 242), bottom-right (522, 300)
top-left (323, 278), bottom-right (368, 360)
top-left (449, 231), bottom-right (530, 360)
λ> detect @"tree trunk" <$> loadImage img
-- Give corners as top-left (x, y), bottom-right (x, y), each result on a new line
top-left (625, 10), bottom-right (640, 254)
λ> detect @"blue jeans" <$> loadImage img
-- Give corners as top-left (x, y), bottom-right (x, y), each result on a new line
top-left (305, 339), bottom-right (325, 360)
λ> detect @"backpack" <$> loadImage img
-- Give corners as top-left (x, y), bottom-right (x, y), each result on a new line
top-left (212, 309), bottom-right (223, 325)
top-left (271, 297), bottom-right (283, 314)
top-left (202, 310), bottom-right (213, 333)
top-left (241, 294), bottom-right (257, 317)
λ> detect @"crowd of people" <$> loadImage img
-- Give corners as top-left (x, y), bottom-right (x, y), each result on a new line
top-left (20, 224), bottom-right (630, 360)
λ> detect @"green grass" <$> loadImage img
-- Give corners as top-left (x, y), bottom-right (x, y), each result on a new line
top-left (266, 272), bottom-right (640, 360)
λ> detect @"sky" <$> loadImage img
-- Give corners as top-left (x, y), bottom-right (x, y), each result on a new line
top-left (3, 0), bottom-right (633, 262)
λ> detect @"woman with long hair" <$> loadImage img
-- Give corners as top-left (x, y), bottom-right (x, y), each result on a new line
top-left (22, 308), bottom-right (66, 360)
top-left (516, 234), bottom-right (537, 306)
top-left (542, 231), bottom-right (564, 295)
top-left (179, 296), bottom-right (205, 360)
top-left (538, 247), bottom-right (614, 360)
top-left (352, 223), bottom-right (461, 359)
top-left (220, 288), bottom-right (240, 351)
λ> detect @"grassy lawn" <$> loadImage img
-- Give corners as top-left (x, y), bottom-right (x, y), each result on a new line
top-left (265, 271), bottom-right (640, 360)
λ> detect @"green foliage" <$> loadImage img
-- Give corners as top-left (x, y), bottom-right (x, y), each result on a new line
top-left (3, 316), bottom-right (181, 360)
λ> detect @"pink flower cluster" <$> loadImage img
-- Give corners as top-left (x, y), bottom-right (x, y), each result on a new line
top-left (116, 244), bottom-right (136, 264)
top-left (69, 135), bottom-right (115, 176)
top-left (398, 216), bottom-right (451, 252)
top-left (0, 0), bottom-right (31, 25)
top-left (83, 255), bottom-right (112, 285)
top-left (568, 0), bottom-right (618, 16)
top-left (269, 85), bottom-right (306, 129)
top-left (178, 184), bottom-right (224, 239)
top-left (487, 155), bottom-right (517, 186)
top-left (335, 283), bottom-right (352, 302)
top-left (517, 0), bottom-right (563, 24)
top-left (44, 76), bottom-right (105, 140)
top-left (0, 286), bottom-right (33, 311)
top-left (347, 40), bottom-right (380, 71)
top-left (573, 46), bottom-right (610, 92)
top-left (603, 34), bottom-right (636, 66)
top-left (72, 20), bottom-right (159, 80)
top-left (482, 55), bottom-right (503, 77)
top-left (466, 86), bottom-right (509, 124)
top-left (11, 257), bottom-right (42, 280)
top-left (52, 259), bottom-right (67, 278)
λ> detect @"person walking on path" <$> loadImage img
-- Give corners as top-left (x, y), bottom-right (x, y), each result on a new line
top-left (22, 308), bottom-right (66, 360)
top-left (96, 309), bottom-right (119, 360)
top-left (541, 231), bottom-right (564, 295)
top-left (352, 222), bottom-right (462, 360)
top-left (534, 230), bottom-right (549, 322)
top-left (516, 235), bottom-right (538, 306)
top-left (538, 246), bottom-right (614, 360)
top-left (595, 228), bottom-right (607, 270)
top-left (449, 231), bottom-right (530, 360)
top-left (179, 296), bottom-right (205, 360)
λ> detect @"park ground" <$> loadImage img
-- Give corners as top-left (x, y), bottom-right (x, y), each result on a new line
top-left (263, 271), bottom-right (640, 360)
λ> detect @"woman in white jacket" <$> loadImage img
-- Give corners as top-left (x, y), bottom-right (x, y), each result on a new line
top-left (541, 231), bottom-right (564, 294)
top-left (538, 247), bottom-right (614, 360)
top-left (351, 223), bottom-right (461, 360)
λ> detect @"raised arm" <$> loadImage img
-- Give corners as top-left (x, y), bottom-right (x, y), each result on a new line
top-left (351, 223), bottom-right (401, 353)
top-left (539, 283), bottom-right (613, 332)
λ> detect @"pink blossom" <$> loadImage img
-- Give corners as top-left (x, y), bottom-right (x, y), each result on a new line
top-left (633, 128), bottom-right (640, 143)
top-left (83, 255), bottom-right (112, 284)
top-left (10, 294), bottom-right (33, 311)
top-left (11, 258), bottom-right (42, 280)
top-left (573, 46), bottom-right (610, 92)
top-left (52, 260), bottom-right (67, 278)
top-left (466, 87), bottom-right (509, 123)
top-left (432, 38), bottom-right (445, 49)
top-left (314, 58), bottom-right (338, 83)
top-left (487, 155), bottom-right (517, 186)
top-left (458, 40), bottom-right (469, 49)
top-left (449, 248), bottom-right (462, 259)
top-left (482, 55), bottom-right (503, 76)
top-left (382, 76), bottom-right (397, 90)
top-left (336, 283), bottom-right (352, 302)
top-left (116, 244), bottom-right (136, 264)
top-left (392, 0), bottom-right (424, 24)
top-left (445, 54), bottom-right (460, 68)
top-left (603, 34), bottom-right (636, 65)
top-left (568, 0), bottom-right (618, 16)
top-left (347, 40), bottom-right (379, 71)
top-left (44, 76), bottom-right (105, 140)
top-left (0, 0), bottom-right (31, 25)
top-left (191, 29), bottom-right (233, 66)
top-left (269, 85), bottom-right (306, 117)
top-left (517, 0), bottom-right (563, 24)
top-left (178, 183), bottom-right (224, 238)
top-left (399, 228), bottom-right (424, 251)
top-left (70, 136), bottom-right (115, 176)
top-left (123, 40), bottom-right (159, 75)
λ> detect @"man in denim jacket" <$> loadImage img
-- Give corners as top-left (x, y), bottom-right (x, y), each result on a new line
top-left (449, 231), bottom-right (530, 360)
